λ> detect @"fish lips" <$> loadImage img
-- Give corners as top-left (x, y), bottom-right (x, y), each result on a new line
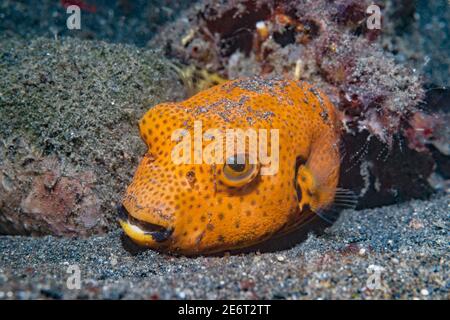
top-left (117, 204), bottom-right (174, 243)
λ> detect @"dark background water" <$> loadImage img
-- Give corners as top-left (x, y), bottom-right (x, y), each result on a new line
top-left (0, 0), bottom-right (197, 46)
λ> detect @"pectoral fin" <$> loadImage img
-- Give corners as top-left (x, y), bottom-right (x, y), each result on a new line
top-left (296, 165), bottom-right (358, 224)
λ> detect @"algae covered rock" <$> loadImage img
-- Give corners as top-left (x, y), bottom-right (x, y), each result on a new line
top-left (0, 36), bottom-right (185, 236)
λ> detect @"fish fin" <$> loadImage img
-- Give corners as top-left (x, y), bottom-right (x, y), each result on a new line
top-left (314, 188), bottom-right (358, 224)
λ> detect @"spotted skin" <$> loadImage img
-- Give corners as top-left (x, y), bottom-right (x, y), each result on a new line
top-left (120, 78), bottom-right (341, 255)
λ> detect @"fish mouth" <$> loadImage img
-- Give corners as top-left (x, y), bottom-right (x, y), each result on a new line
top-left (117, 205), bottom-right (173, 245)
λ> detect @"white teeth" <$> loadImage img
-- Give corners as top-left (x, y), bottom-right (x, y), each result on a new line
top-left (127, 221), bottom-right (146, 235)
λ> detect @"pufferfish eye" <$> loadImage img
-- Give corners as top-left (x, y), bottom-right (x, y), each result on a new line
top-left (219, 154), bottom-right (260, 187)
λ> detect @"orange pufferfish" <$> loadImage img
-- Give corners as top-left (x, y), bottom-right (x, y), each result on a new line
top-left (119, 77), bottom-right (352, 255)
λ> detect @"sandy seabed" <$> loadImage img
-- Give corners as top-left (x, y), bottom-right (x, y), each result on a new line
top-left (0, 195), bottom-right (448, 300)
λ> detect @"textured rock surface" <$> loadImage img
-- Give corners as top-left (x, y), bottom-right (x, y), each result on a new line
top-left (0, 37), bottom-right (184, 236)
top-left (381, 0), bottom-right (450, 87)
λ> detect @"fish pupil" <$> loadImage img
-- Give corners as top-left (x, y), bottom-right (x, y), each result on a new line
top-left (229, 163), bottom-right (246, 172)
